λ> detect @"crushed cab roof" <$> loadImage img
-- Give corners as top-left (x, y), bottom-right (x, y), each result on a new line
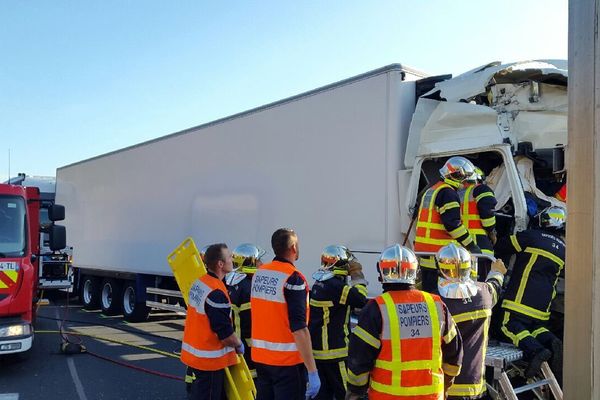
top-left (426, 60), bottom-right (568, 102)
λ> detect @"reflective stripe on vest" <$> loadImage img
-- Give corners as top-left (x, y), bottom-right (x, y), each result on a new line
top-left (182, 342), bottom-right (235, 358)
top-left (181, 274), bottom-right (238, 371)
top-left (252, 339), bottom-right (298, 352)
top-left (414, 182), bottom-right (456, 253)
top-left (460, 185), bottom-right (487, 236)
top-left (251, 261), bottom-right (309, 366)
top-left (369, 291), bottom-right (444, 398)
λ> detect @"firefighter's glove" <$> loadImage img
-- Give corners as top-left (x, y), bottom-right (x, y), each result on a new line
top-left (491, 259), bottom-right (507, 275)
top-left (235, 342), bottom-right (245, 355)
top-left (306, 370), bottom-right (321, 399)
top-left (348, 259), bottom-right (363, 278)
top-left (348, 260), bottom-right (367, 286)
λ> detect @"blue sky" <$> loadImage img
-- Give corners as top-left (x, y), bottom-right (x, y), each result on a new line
top-left (0, 1), bottom-right (568, 182)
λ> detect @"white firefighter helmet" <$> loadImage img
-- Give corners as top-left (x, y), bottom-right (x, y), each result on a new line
top-left (226, 243), bottom-right (265, 286)
top-left (439, 156), bottom-right (476, 186)
top-left (378, 244), bottom-right (418, 284)
top-left (465, 167), bottom-right (485, 185)
top-left (232, 243), bottom-right (265, 274)
top-left (537, 206), bottom-right (566, 231)
top-left (435, 243), bottom-right (478, 299)
top-left (313, 245), bottom-right (354, 282)
top-left (321, 245), bottom-right (354, 275)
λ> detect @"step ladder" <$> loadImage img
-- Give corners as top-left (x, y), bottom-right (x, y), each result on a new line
top-left (486, 343), bottom-right (563, 400)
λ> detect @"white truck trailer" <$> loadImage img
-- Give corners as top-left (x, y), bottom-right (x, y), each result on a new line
top-left (55, 61), bottom-right (567, 322)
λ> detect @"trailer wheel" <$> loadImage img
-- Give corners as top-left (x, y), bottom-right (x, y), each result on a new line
top-left (100, 279), bottom-right (123, 315)
top-left (80, 275), bottom-right (101, 310)
top-left (122, 281), bottom-right (150, 322)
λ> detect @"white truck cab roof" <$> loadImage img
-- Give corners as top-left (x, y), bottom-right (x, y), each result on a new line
top-left (405, 60), bottom-right (568, 167)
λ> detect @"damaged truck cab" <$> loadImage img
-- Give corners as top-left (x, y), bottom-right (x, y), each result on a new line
top-left (402, 60), bottom-right (568, 246)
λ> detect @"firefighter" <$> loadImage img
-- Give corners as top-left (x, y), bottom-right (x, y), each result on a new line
top-left (180, 243), bottom-right (244, 400)
top-left (458, 167), bottom-right (498, 280)
top-left (495, 206), bottom-right (566, 379)
top-left (185, 244), bottom-right (211, 394)
top-left (309, 245), bottom-right (368, 400)
top-left (250, 228), bottom-right (321, 400)
top-left (346, 244), bottom-right (463, 400)
top-left (227, 243), bottom-right (266, 379)
top-left (414, 156), bottom-right (482, 292)
top-left (435, 243), bottom-right (506, 400)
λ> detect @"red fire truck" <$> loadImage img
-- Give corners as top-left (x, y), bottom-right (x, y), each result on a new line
top-left (0, 183), bottom-right (66, 354)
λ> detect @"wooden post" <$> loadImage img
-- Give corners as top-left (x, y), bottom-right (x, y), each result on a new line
top-left (564, 0), bottom-right (600, 397)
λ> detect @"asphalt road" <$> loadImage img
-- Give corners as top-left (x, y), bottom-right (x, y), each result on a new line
top-left (0, 293), bottom-right (188, 400)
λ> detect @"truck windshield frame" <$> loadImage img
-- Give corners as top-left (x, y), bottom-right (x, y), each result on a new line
top-left (0, 195), bottom-right (27, 258)
top-left (406, 145), bottom-right (528, 236)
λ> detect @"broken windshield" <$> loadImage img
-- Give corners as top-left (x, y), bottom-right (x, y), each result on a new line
top-left (0, 196), bottom-right (26, 257)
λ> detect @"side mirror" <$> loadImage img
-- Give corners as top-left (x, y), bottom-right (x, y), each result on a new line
top-left (49, 225), bottom-right (66, 251)
top-left (48, 204), bottom-right (65, 222)
top-left (553, 145), bottom-right (565, 174)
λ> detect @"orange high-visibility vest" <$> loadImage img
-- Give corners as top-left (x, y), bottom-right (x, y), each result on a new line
top-left (180, 274), bottom-right (238, 371)
top-left (459, 184), bottom-right (486, 236)
top-left (250, 260), bottom-right (309, 366)
top-left (414, 182), bottom-right (459, 269)
top-left (369, 290), bottom-right (445, 400)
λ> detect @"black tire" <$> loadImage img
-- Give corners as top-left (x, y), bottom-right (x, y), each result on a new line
top-left (100, 278), bottom-right (123, 315)
top-left (122, 281), bottom-right (150, 322)
top-left (80, 275), bottom-right (101, 310)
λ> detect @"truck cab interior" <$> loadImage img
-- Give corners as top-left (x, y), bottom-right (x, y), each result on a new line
top-left (414, 150), bottom-right (514, 238)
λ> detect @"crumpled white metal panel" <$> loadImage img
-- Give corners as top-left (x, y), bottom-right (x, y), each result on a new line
top-left (426, 60), bottom-right (568, 102)
top-left (405, 60), bottom-right (568, 166)
top-left (405, 100), bottom-right (502, 166)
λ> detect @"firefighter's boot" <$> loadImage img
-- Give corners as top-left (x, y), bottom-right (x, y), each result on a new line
top-left (525, 348), bottom-right (552, 378)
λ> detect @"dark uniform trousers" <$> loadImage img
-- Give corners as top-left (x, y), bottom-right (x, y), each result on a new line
top-left (255, 363), bottom-right (307, 400)
top-left (314, 360), bottom-right (348, 400)
top-left (187, 367), bottom-right (227, 400)
top-left (501, 312), bottom-right (559, 359)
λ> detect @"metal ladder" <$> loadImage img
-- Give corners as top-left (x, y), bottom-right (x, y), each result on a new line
top-left (486, 343), bottom-right (563, 400)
